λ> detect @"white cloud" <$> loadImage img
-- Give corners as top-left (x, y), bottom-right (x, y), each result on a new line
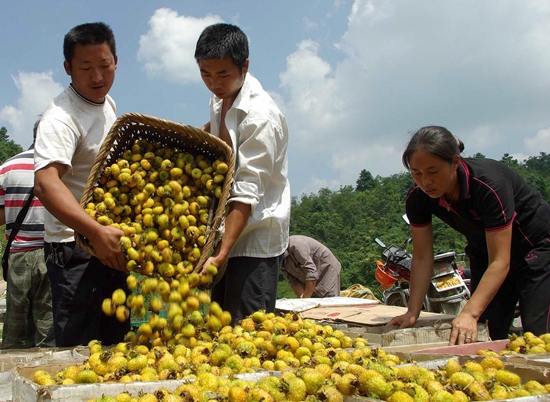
top-left (509, 153), bottom-right (530, 164)
top-left (460, 126), bottom-right (503, 153)
top-left (279, 40), bottom-right (345, 149)
top-left (276, 0), bottom-right (550, 195)
top-left (329, 143), bottom-right (403, 189)
top-left (349, 0), bottom-right (394, 27)
top-left (524, 127), bottom-right (550, 153)
top-left (299, 176), bottom-right (342, 196)
top-left (0, 71), bottom-right (63, 147)
top-left (302, 16), bottom-right (319, 31)
top-left (137, 8), bottom-right (223, 85)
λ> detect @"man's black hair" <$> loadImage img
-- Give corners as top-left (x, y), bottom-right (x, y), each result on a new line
top-left (32, 118), bottom-right (41, 142)
top-left (63, 22), bottom-right (116, 65)
top-left (194, 23), bottom-right (249, 68)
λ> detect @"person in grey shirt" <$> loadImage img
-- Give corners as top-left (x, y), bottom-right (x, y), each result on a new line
top-left (281, 235), bottom-right (341, 298)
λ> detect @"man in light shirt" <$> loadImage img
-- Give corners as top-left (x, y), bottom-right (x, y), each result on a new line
top-left (34, 22), bottom-right (129, 347)
top-left (281, 235), bottom-right (342, 298)
top-left (195, 23), bottom-right (291, 325)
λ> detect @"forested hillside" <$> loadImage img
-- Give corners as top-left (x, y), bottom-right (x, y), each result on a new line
top-left (279, 152), bottom-right (550, 299)
top-left (1, 126), bottom-right (549, 299)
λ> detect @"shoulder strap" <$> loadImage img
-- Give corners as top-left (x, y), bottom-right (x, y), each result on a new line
top-left (5, 189), bottom-right (35, 252)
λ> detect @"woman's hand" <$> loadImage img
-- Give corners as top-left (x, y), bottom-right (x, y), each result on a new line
top-left (449, 311), bottom-right (478, 345)
top-left (386, 310), bottom-right (417, 328)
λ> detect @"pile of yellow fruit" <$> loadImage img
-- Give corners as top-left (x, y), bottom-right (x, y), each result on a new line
top-left (477, 332), bottom-right (550, 356)
top-left (33, 312), bottom-right (370, 386)
top-left (80, 354), bottom-right (550, 402)
top-left (33, 311), bottom-right (550, 401)
top-left (434, 276), bottom-right (461, 290)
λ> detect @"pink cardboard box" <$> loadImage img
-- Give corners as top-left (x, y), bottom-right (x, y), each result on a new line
top-left (415, 339), bottom-right (510, 355)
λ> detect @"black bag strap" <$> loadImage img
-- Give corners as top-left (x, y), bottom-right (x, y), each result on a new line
top-left (4, 188), bottom-right (35, 255)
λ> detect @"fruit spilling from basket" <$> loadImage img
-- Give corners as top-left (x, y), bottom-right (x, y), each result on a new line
top-left (85, 138), bottom-right (229, 280)
top-left (82, 137), bottom-right (232, 327)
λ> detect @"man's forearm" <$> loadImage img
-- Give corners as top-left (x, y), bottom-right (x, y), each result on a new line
top-left (212, 201), bottom-right (251, 261)
top-left (303, 280), bottom-right (316, 298)
top-left (291, 283), bottom-right (305, 298)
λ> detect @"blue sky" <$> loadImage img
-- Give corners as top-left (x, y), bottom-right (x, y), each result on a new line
top-left (2, 1), bottom-right (550, 197)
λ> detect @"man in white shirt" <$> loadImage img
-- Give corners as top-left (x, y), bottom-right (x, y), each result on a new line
top-left (34, 22), bottom-right (129, 347)
top-left (195, 23), bottom-right (291, 325)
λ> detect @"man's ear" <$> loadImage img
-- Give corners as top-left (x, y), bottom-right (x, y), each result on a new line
top-left (242, 59), bottom-right (249, 75)
top-left (63, 61), bottom-right (71, 76)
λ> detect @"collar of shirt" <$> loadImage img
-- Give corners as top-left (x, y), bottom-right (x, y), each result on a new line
top-left (438, 160), bottom-right (470, 211)
top-left (210, 72), bottom-right (254, 117)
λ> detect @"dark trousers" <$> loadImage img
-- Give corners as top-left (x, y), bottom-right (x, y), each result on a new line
top-left (470, 236), bottom-right (550, 340)
top-left (45, 242), bottom-right (130, 347)
top-left (211, 255), bottom-right (282, 326)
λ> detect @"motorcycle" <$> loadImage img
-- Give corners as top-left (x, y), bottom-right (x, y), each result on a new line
top-left (374, 219), bottom-right (470, 315)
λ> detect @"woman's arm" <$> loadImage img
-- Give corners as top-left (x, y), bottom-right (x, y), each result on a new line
top-left (449, 225), bottom-right (511, 344)
top-left (387, 223), bottom-right (434, 327)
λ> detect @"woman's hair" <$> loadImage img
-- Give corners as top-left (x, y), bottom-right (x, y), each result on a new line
top-left (194, 23), bottom-right (249, 69)
top-left (63, 22), bottom-right (116, 66)
top-left (402, 126), bottom-right (465, 170)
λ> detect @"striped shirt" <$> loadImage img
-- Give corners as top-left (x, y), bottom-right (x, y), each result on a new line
top-left (0, 149), bottom-right (45, 252)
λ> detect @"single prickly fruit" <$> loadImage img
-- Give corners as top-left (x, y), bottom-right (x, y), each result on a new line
top-left (102, 298), bottom-right (116, 316)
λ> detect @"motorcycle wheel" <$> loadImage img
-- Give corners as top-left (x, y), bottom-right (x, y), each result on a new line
top-left (385, 293), bottom-right (407, 307)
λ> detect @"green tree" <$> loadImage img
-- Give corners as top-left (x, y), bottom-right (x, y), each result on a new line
top-left (0, 126), bottom-right (24, 164)
top-left (524, 152), bottom-right (550, 175)
top-left (471, 152), bottom-right (486, 159)
top-left (500, 153), bottom-right (523, 173)
top-left (355, 169), bottom-right (376, 192)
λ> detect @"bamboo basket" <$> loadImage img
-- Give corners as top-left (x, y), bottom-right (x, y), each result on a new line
top-left (76, 112), bottom-right (234, 280)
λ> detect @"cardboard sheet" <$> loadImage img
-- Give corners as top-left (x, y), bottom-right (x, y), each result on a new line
top-left (275, 296), bottom-right (379, 313)
top-left (301, 304), bottom-right (491, 347)
top-left (301, 304), bottom-right (456, 326)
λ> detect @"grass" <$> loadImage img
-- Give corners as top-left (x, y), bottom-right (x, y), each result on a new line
top-left (277, 279), bottom-right (296, 299)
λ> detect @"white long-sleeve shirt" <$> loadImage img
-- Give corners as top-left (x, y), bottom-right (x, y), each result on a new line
top-left (209, 73), bottom-right (290, 258)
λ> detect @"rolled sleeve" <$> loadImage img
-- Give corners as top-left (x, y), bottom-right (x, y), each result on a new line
top-left (229, 118), bottom-right (279, 209)
top-left (291, 242), bottom-right (319, 282)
